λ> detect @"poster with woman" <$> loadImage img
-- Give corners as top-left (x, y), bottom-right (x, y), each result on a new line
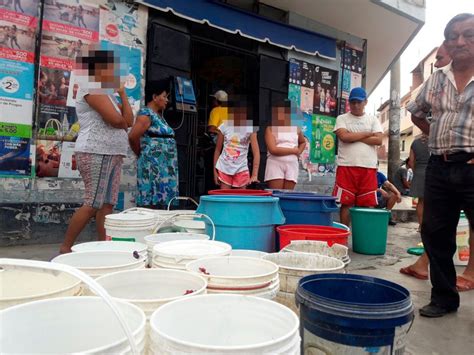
top-left (313, 65), bottom-right (338, 117)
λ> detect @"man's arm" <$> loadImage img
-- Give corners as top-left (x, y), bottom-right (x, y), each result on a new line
top-left (411, 115), bottom-right (430, 135)
top-left (335, 128), bottom-right (374, 143)
top-left (360, 132), bottom-right (383, 146)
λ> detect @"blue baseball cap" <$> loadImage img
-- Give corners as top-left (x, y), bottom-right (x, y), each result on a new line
top-left (349, 87), bottom-right (367, 101)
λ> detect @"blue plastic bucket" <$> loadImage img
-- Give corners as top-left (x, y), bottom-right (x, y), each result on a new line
top-left (196, 195), bottom-right (285, 252)
top-left (296, 274), bottom-right (414, 354)
top-left (272, 191), bottom-right (339, 226)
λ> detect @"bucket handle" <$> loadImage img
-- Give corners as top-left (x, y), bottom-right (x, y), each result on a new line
top-left (0, 258), bottom-right (139, 355)
top-left (167, 196), bottom-right (199, 211)
top-left (304, 343), bottom-right (333, 355)
top-left (152, 212), bottom-right (216, 240)
top-left (121, 207), bottom-right (155, 214)
top-left (321, 199), bottom-right (339, 212)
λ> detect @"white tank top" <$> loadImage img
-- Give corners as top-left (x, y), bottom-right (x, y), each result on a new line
top-left (267, 126), bottom-right (298, 162)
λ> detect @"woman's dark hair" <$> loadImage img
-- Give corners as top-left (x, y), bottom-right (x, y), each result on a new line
top-left (145, 78), bottom-right (170, 103)
top-left (77, 50), bottom-right (115, 75)
top-left (444, 13), bottom-right (474, 39)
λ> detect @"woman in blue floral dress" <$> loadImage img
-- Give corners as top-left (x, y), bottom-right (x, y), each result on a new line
top-left (129, 80), bottom-right (178, 208)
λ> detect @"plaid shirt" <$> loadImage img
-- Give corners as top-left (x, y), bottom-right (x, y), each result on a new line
top-left (407, 64), bottom-right (473, 154)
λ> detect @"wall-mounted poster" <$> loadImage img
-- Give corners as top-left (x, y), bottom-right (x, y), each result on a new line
top-left (0, 135), bottom-right (31, 176)
top-left (339, 43), bottom-right (364, 115)
top-left (0, 0), bottom-right (39, 177)
top-left (311, 114), bottom-right (336, 164)
top-left (313, 65), bottom-right (338, 117)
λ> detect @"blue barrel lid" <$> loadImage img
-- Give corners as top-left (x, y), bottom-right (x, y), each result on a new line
top-left (199, 195), bottom-right (280, 203)
top-left (272, 191), bottom-right (337, 202)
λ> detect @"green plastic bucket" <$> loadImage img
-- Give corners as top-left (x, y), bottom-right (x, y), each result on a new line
top-left (350, 208), bottom-right (391, 255)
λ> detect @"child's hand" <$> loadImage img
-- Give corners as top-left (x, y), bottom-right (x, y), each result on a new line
top-left (214, 170), bottom-right (220, 186)
top-left (250, 175), bottom-right (260, 184)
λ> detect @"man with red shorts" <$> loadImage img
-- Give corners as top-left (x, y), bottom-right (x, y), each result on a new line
top-left (333, 87), bottom-right (383, 226)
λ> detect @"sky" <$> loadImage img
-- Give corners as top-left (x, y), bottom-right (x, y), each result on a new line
top-left (367, 0), bottom-right (472, 115)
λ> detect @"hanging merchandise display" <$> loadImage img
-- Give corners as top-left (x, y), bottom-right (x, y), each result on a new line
top-left (0, 0), bottom-right (39, 177)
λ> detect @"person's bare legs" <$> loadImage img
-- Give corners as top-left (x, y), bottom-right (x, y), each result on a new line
top-left (283, 180), bottom-right (296, 190)
top-left (385, 191), bottom-right (398, 210)
top-left (60, 205), bottom-right (97, 253)
top-left (95, 203), bottom-right (114, 241)
top-left (416, 198), bottom-right (424, 231)
top-left (459, 221), bottom-right (474, 282)
top-left (267, 179), bottom-right (284, 190)
top-left (340, 205), bottom-right (351, 227)
top-left (219, 181), bottom-right (232, 189)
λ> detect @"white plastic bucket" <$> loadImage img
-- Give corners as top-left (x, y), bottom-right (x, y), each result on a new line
top-left (52, 251), bottom-right (146, 278)
top-left (152, 240), bottom-right (232, 270)
top-left (231, 249), bottom-right (268, 258)
top-left (149, 294), bottom-right (300, 354)
top-left (0, 297), bottom-right (146, 354)
top-left (72, 241), bottom-right (148, 262)
top-left (0, 264), bottom-right (81, 310)
top-left (282, 240), bottom-right (350, 265)
top-left (173, 219), bottom-right (206, 234)
top-left (105, 211), bottom-right (157, 244)
top-left (145, 233), bottom-right (210, 267)
top-left (94, 269), bottom-right (207, 318)
top-left (263, 253), bottom-right (345, 294)
top-left (186, 256), bottom-right (279, 291)
top-left (454, 215), bottom-right (470, 266)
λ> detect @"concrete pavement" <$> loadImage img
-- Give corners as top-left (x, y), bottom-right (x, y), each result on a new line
top-left (1, 221), bottom-right (473, 354)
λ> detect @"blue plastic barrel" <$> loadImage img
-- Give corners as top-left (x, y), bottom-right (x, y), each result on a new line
top-left (272, 191), bottom-right (339, 226)
top-left (196, 195), bottom-right (285, 252)
top-left (296, 274), bottom-right (414, 354)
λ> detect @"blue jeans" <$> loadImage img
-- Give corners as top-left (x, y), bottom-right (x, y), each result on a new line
top-left (422, 155), bottom-right (474, 308)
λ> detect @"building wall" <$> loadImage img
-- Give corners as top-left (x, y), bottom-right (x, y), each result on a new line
top-left (287, 12), bottom-right (365, 194)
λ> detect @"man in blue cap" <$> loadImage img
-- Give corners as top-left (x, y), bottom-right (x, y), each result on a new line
top-left (332, 87), bottom-right (383, 227)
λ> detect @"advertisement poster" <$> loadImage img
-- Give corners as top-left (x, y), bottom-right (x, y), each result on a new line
top-left (339, 44), bottom-right (364, 115)
top-left (0, 0), bottom-right (39, 177)
top-left (58, 141), bottom-right (80, 178)
top-left (313, 65), bottom-right (338, 117)
top-left (311, 114), bottom-right (336, 164)
top-left (35, 139), bottom-right (62, 178)
top-left (0, 135), bottom-right (31, 176)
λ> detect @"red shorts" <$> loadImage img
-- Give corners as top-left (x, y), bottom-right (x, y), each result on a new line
top-left (217, 169), bottom-right (250, 188)
top-left (333, 166), bottom-right (378, 207)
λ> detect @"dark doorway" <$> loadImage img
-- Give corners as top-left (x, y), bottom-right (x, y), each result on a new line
top-left (190, 37), bottom-right (259, 195)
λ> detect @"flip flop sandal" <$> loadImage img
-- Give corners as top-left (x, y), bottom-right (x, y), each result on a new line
top-left (456, 276), bottom-right (474, 292)
top-left (400, 266), bottom-right (429, 280)
top-left (407, 246), bottom-right (424, 256)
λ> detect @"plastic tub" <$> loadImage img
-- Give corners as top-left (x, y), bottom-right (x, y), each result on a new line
top-left (350, 208), bottom-right (390, 255)
top-left (105, 210), bottom-right (157, 244)
top-left (277, 224), bottom-right (350, 249)
top-left (94, 269), bottom-right (207, 318)
top-left (52, 251), bottom-right (146, 278)
top-left (186, 256), bottom-right (279, 291)
top-left (272, 191), bottom-right (339, 226)
top-left (263, 253), bottom-right (345, 294)
top-left (231, 249), bottom-right (268, 258)
top-left (196, 195), bottom-right (285, 252)
top-left (0, 264), bottom-right (81, 310)
top-left (0, 297), bottom-right (146, 354)
top-left (281, 240), bottom-right (350, 265)
top-left (71, 241), bottom-right (147, 261)
top-left (152, 240), bottom-right (232, 270)
top-left (208, 189), bottom-right (272, 196)
top-left (296, 274), bottom-right (414, 354)
top-left (173, 219), bottom-right (206, 234)
top-left (149, 294), bottom-right (300, 354)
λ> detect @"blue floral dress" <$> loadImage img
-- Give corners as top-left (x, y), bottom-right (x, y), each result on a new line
top-left (136, 107), bottom-right (178, 207)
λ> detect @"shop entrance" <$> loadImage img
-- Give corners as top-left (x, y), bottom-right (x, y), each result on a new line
top-left (190, 37), bottom-right (259, 196)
